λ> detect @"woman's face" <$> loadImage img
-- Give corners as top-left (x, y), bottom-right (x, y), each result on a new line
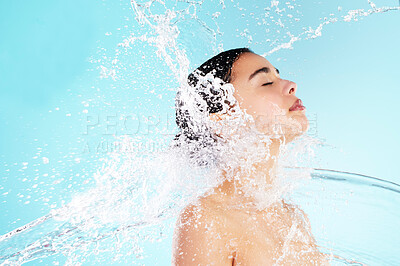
top-left (230, 52), bottom-right (309, 142)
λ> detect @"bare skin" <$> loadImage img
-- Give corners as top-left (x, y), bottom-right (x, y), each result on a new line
top-left (172, 52), bottom-right (329, 265)
top-left (172, 193), bottom-right (328, 265)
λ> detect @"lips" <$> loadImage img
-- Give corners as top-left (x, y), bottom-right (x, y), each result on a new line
top-left (289, 99), bottom-right (305, 111)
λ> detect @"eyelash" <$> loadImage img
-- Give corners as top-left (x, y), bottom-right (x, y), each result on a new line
top-left (262, 82), bottom-right (273, 86)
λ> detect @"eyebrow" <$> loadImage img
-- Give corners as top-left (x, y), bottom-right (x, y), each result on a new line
top-left (248, 67), bottom-right (279, 80)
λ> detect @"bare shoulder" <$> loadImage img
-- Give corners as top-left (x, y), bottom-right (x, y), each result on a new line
top-left (280, 201), bottom-right (330, 265)
top-left (281, 201), bottom-right (313, 231)
top-left (171, 196), bottom-right (234, 265)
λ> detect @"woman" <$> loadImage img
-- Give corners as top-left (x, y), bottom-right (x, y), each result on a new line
top-left (171, 48), bottom-right (328, 265)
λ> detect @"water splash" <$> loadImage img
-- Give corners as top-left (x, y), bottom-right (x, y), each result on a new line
top-left (1, 0), bottom-right (399, 265)
top-left (263, 1), bottom-right (400, 56)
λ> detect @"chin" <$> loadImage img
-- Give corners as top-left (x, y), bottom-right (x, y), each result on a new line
top-left (284, 112), bottom-right (309, 142)
top-left (252, 111), bottom-right (309, 141)
top-left (296, 112), bottom-right (309, 133)
top-left (267, 112), bottom-right (308, 144)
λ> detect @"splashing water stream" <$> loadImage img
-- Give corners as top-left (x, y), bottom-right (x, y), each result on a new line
top-left (1, 0), bottom-right (400, 265)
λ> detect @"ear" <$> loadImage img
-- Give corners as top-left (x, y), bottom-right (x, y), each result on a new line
top-left (208, 112), bottom-right (227, 138)
top-left (209, 112), bottom-right (224, 122)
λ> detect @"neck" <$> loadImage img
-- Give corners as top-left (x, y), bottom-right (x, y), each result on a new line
top-left (212, 137), bottom-right (284, 205)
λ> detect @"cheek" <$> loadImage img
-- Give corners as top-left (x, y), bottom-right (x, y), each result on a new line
top-left (243, 94), bottom-right (286, 119)
top-left (233, 86), bottom-right (285, 118)
top-left (240, 96), bottom-right (288, 135)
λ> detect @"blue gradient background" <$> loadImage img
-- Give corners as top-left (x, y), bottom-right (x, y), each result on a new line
top-left (0, 0), bottom-right (399, 264)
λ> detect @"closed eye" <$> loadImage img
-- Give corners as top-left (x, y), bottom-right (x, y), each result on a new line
top-left (262, 82), bottom-right (273, 86)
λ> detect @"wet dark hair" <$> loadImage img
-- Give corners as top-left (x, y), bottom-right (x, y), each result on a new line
top-left (174, 48), bottom-right (253, 143)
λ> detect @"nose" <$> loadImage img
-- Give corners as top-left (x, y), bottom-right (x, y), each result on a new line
top-left (283, 80), bottom-right (297, 95)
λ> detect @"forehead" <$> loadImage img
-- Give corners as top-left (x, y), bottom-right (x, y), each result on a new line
top-left (231, 52), bottom-right (274, 80)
